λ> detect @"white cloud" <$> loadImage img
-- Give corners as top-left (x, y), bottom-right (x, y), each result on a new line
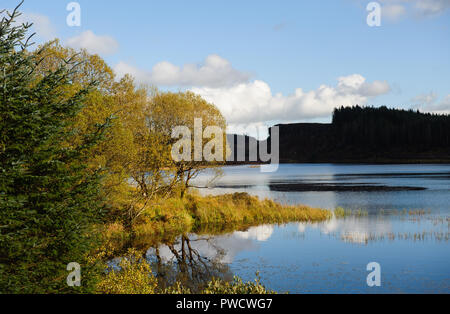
top-left (226, 122), bottom-right (270, 139)
top-left (435, 94), bottom-right (450, 112)
top-left (414, 0), bottom-right (450, 16)
top-left (423, 94), bottom-right (450, 113)
top-left (338, 74), bottom-right (391, 97)
top-left (412, 92), bottom-right (450, 114)
top-left (12, 12), bottom-right (57, 41)
top-left (383, 4), bottom-right (407, 21)
top-left (379, 0), bottom-right (450, 20)
top-left (358, 80), bottom-right (391, 97)
top-left (114, 55), bottom-right (250, 88)
top-left (66, 30), bottom-right (119, 56)
top-left (412, 92), bottom-right (438, 106)
top-left (191, 74), bottom-right (391, 126)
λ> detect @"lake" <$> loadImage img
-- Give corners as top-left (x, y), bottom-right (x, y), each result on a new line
top-left (146, 164), bottom-right (450, 293)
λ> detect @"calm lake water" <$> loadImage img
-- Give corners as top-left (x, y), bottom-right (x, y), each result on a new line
top-left (147, 164), bottom-right (450, 293)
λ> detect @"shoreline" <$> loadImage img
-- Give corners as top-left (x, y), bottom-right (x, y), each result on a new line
top-left (105, 192), bottom-right (332, 245)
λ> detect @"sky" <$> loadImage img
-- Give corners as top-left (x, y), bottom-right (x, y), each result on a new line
top-left (3, 0), bottom-right (450, 138)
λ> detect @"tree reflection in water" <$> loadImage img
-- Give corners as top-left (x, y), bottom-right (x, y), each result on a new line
top-left (147, 234), bottom-right (233, 292)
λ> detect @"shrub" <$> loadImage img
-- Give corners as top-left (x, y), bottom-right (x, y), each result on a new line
top-left (97, 250), bottom-right (158, 294)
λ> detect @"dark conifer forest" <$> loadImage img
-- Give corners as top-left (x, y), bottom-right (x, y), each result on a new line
top-left (267, 106), bottom-right (450, 163)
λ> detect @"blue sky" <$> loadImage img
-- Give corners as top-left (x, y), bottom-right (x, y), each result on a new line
top-left (4, 0), bottom-right (450, 135)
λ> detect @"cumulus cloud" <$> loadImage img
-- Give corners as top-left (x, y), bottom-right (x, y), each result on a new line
top-left (226, 122), bottom-right (271, 140)
top-left (115, 55), bottom-right (390, 136)
top-left (66, 30), bottom-right (119, 56)
top-left (114, 55), bottom-right (250, 88)
top-left (11, 12), bottom-right (57, 41)
top-left (191, 74), bottom-right (391, 127)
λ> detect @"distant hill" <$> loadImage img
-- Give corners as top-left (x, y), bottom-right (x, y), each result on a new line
top-left (227, 106), bottom-right (450, 164)
top-left (226, 134), bottom-right (263, 164)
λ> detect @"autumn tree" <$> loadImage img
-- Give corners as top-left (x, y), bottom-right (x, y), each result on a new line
top-left (33, 41), bottom-right (152, 221)
top-left (145, 91), bottom-right (228, 198)
top-left (24, 36), bottom-right (229, 233)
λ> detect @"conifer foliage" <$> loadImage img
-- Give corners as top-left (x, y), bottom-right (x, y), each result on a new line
top-left (0, 3), bottom-right (109, 293)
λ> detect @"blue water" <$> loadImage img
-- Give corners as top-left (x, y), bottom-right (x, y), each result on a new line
top-left (193, 164), bottom-right (450, 212)
top-left (149, 164), bottom-right (450, 293)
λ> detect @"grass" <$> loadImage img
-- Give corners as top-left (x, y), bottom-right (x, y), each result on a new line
top-left (334, 207), bottom-right (368, 218)
top-left (125, 192), bottom-right (331, 240)
top-left (102, 191), bottom-right (332, 254)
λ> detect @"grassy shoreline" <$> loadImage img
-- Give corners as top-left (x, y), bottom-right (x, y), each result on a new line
top-left (99, 192), bottom-right (332, 294)
top-left (106, 192), bottom-right (332, 244)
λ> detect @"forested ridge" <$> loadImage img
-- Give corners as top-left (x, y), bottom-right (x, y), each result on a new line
top-left (268, 106), bottom-right (450, 163)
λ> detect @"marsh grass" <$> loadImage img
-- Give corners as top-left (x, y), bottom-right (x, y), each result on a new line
top-left (129, 192), bottom-right (331, 239)
top-left (334, 207), bottom-right (368, 218)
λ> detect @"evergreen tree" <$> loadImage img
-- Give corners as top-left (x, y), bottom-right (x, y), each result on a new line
top-left (0, 3), bottom-right (110, 293)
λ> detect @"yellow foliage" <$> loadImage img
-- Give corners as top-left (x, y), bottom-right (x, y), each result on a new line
top-left (203, 275), bottom-right (276, 294)
top-left (97, 249), bottom-right (158, 294)
top-left (96, 250), bottom-right (274, 294)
